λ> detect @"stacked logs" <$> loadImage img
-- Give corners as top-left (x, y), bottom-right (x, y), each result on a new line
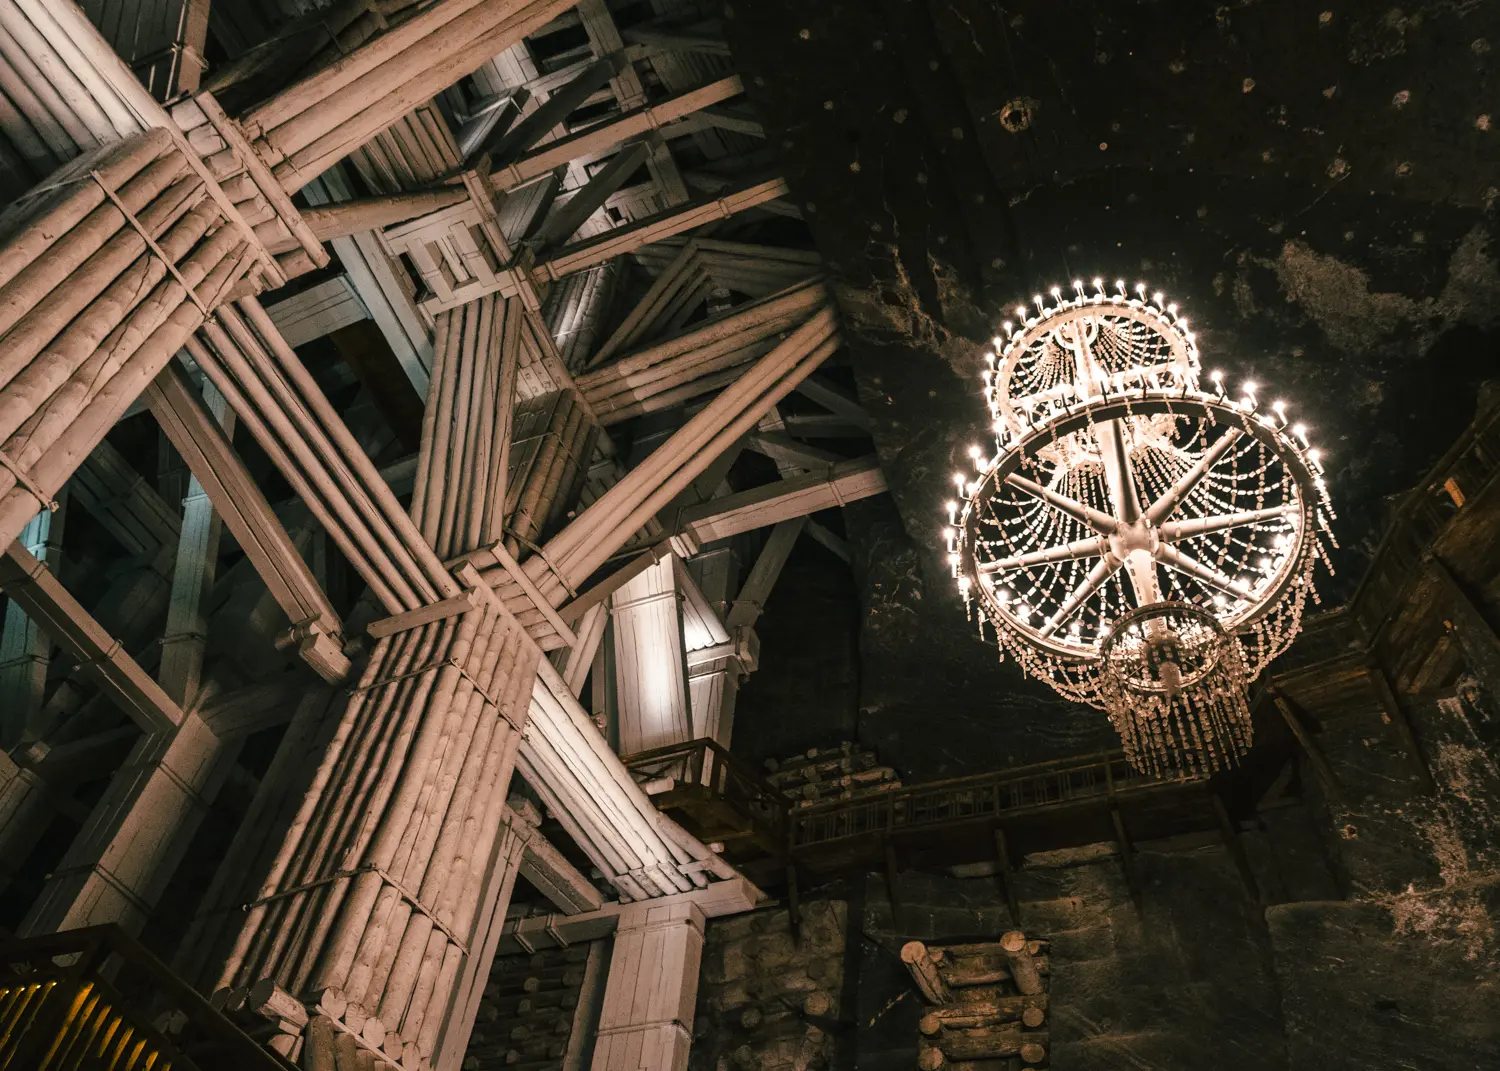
top-left (0, 127), bottom-right (262, 548)
top-left (410, 293), bottom-right (523, 561)
top-left (460, 945), bottom-right (591, 1070)
top-left (213, 599), bottom-right (542, 1071)
top-left (188, 295), bottom-right (460, 614)
top-left (902, 933), bottom-right (1051, 1069)
top-left (764, 742), bottom-right (902, 809)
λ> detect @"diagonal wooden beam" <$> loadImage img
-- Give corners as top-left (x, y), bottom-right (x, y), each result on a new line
top-left (537, 177), bottom-right (789, 281)
top-left (674, 456), bottom-right (887, 547)
top-left (532, 142), bottom-right (650, 252)
top-left (0, 542), bottom-right (182, 734)
top-left (145, 361), bottom-right (351, 683)
top-left (490, 76), bottom-right (743, 192)
top-left (488, 55), bottom-right (621, 164)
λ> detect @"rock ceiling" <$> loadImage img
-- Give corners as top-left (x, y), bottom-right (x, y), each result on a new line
top-left (726, 0), bottom-right (1500, 777)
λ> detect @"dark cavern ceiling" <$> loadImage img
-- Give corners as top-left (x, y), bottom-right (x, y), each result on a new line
top-left (726, 0), bottom-right (1500, 778)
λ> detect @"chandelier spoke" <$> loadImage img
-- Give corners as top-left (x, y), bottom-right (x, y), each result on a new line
top-left (1159, 504), bottom-right (1297, 542)
top-left (1003, 473), bottom-right (1119, 535)
top-left (1143, 427), bottom-right (1243, 526)
top-left (977, 535), bottom-right (1110, 574)
top-left (1037, 555), bottom-right (1121, 638)
top-left (1153, 543), bottom-right (1251, 598)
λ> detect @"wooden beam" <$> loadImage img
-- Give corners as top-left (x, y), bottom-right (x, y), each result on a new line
top-left (885, 839), bottom-right (905, 934)
top-left (489, 56), bottom-right (622, 163)
top-left (511, 809), bottom-right (606, 914)
top-left (1271, 690), bottom-right (1348, 807)
top-left (533, 141), bottom-right (650, 251)
top-left (794, 375), bottom-right (872, 430)
top-left (1211, 794), bottom-right (1261, 903)
top-left (538, 177), bottom-right (789, 281)
top-left (145, 362), bottom-right (351, 683)
top-left (726, 518), bottom-right (805, 630)
top-left (1427, 553), bottom-right (1500, 702)
top-left (675, 456), bottom-right (886, 545)
top-left (1365, 659), bottom-right (1436, 793)
top-left (992, 825), bottom-right (1020, 926)
top-left (0, 542), bottom-right (182, 734)
top-left (491, 76), bottom-right (743, 192)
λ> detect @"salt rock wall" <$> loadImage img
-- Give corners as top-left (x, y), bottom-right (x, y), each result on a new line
top-left (690, 900), bottom-right (847, 1071)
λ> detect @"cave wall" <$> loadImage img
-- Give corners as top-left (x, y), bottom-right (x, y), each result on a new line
top-left (707, 680), bottom-right (1500, 1071)
top-left (721, 0), bottom-right (1500, 776)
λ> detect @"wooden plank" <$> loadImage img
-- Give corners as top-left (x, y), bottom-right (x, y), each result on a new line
top-left (0, 542), bottom-right (181, 733)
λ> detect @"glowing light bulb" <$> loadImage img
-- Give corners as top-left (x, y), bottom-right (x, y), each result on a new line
top-left (1135, 282), bottom-right (1146, 296)
top-left (954, 473), bottom-right (966, 488)
top-left (1016, 306), bottom-right (1027, 318)
top-left (1210, 369), bottom-right (1224, 384)
top-left (1177, 317), bottom-right (1188, 330)
top-left (1308, 448), bottom-right (1321, 463)
top-left (1115, 279), bottom-right (1126, 292)
top-left (1153, 292), bottom-right (1165, 306)
top-left (1272, 400), bottom-right (1287, 415)
top-left (1092, 277), bottom-right (1103, 289)
top-left (1243, 380), bottom-right (1258, 394)
top-left (969, 444), bottom-right (983, 458)
top-left (946, 500), bottom-right (958, 514)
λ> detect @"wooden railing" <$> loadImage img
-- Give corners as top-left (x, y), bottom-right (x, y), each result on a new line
top-left (1347, 395), bottom-right (1500, 642)
top-left (787, 751), bottom-right (1154, 850)
top-left (0, 925), bottom-right (291, 1071)
top-left (622, 737), bottom-right (787, 846)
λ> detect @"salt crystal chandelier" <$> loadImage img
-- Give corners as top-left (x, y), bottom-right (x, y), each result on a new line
top-left (944, 279), bottom-right (1336, 778)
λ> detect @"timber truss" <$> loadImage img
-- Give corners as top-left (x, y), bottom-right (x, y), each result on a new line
top-left (0, 1), bottom-right (886, 1069)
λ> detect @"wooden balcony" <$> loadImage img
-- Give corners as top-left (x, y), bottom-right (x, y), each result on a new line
top-left (621, 738), bottom-right (787, 862)
top-left (0, 925), bottom-right (292, 1071)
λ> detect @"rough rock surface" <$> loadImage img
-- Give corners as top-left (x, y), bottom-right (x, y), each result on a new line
top-left (723, 0), bottom-right (1500, 777)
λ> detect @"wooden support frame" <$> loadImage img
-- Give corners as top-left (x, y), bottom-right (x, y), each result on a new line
top-left (1427, 552), bottom-right (1500, 701)
top-left (0, 542), bottom-right (182, 734)
top-left (675, 456), bottom-right (886, 545)
top-left (1364, 658), bottom-right (1436, 793)
top-left (991, 825), bottom-right (1020, 927)
top-left (1271, 689), bottom-right (1348, 807)
top-left (885, 839), bottom-right (905, 935)
top-left (145, 361), bottom-right (351, 683)
top-left (1210, 793), bottom-right (1261, 904)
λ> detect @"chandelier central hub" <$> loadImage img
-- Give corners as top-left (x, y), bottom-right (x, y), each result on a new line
top-left (943, 279), bottom-right (1337, 778)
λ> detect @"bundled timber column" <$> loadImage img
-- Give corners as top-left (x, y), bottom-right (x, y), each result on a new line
top-left (611, 555), bottom-right (695, 755)
top-left (0, 127), bottom-right (269, 549)
top-left (590, 898), bottom-right (707, 1071)
top-left (186, 286), bottom-right (560, 1070)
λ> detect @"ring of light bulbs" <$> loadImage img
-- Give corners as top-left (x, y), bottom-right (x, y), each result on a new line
top-left (943, 277), bottom-right (1337, 716)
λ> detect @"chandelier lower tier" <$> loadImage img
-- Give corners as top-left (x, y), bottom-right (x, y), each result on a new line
top-left (944, 280), bottom-right (1336, 778)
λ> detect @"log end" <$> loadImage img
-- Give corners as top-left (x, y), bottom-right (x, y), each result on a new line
top-left (1000, 930), bottom-right (1028, 954)
top-left (918, 1047), bottom-right (945, 1070)
top-left (900, 940), bottom-right (929, 964)
top-left (1020, 1041), bottom-right (1047, 1065)
top-left (1022, 1006), bottom-right (1046, 1029)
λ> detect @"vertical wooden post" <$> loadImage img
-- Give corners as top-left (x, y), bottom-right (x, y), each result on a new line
top-left (786, 862), bottom-right (801, 942)
top-left (991, 825), bottom-right (1020, 926)
top-left (884, 839), bottom-right (905, 935)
